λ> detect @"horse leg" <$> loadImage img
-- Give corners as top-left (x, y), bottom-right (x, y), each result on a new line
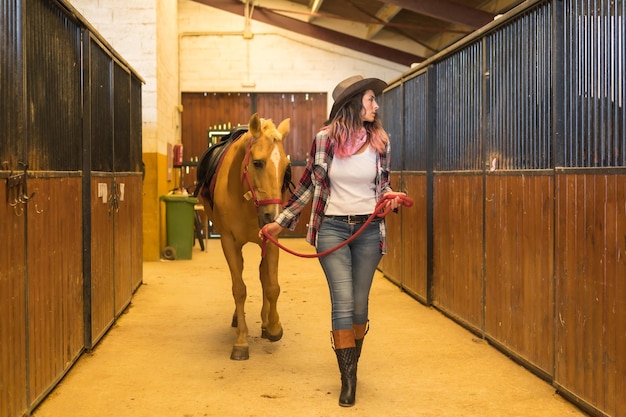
top-left (219, 235), bottom-right (249, 360)
top-left (259, 245), bottom-right (283, 341)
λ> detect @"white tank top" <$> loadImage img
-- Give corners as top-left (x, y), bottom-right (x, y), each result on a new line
top-left (326, 146), bottom-right (377, 215)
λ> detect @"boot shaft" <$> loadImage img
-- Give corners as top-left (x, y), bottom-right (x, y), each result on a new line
top-left (353, 322), bottom-right (369, 340)
top-left (331, 329), bottom-right (356, 349)
top-left (353, 322), bottom-right (368, 360)
top-left (334, 346), bottom-right (358, 374)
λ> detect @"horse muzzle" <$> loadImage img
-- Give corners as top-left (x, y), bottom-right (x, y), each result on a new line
top-left (257, 204), bottom-right (281, 229)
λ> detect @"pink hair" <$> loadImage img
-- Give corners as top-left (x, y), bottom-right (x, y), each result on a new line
top-left (325, 93), bottom-right (389, 158)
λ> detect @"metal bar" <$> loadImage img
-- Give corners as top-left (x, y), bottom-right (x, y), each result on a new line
top-left (82, 32), bottom-right (94, 350)
top-left (426, 66), bottom-right (436, 304)
top-left (552, 0), bottom-right (565, 169)
top-left (616, 0), bottom-right (626, 166)
top-left (389, 0), bottom-right (548, 85)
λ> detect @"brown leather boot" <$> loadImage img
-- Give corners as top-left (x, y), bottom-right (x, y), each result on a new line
top-left (331, 329), bottom-right (357, 407)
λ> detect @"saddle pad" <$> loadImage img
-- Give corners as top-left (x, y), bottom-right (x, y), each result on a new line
top-left (195, 126), bottom-right (248, 208)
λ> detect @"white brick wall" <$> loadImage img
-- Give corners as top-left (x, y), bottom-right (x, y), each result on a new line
top-left (156, 0), bottom-right (181, 152)
top-left (68, 0), bottom-right (168, 154)
top-left (68, 0), bottom-right (408, 151)
top-left (178, 0), bottom-right (407, 113)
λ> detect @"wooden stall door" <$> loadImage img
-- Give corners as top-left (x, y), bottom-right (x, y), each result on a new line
top-left (432, 174), bottom-right (484, 330)
top-left (484, 174), bottom-right (554, 375)
top-left (555, 173), bottom-right (626, 417)
top-left (128, 175), bottom-right (144, 292)
top-left (113, 175), bottom-right (135, 314)
top-left (380, 172), bottom-right (403, 285)
top-left (90, 175), bottom-right (116, 346)
top-left (399, 173), bottom-right (428, 302)
top-left (89, 174), bottom-right (141, 347)
top-left (0, 183), bottom-right (28, 417)
top-left (27, 177), bottom-right (84, 404)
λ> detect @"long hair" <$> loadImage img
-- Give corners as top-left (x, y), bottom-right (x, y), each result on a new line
top-left (325, 92), bottom-right (389, 157)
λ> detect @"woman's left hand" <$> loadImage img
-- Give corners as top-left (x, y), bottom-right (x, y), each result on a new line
top-left (384, 191), bottom-right (406, 210)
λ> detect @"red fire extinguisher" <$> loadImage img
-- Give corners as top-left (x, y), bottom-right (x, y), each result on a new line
top-left (173, 144), bottom-right (183, 166)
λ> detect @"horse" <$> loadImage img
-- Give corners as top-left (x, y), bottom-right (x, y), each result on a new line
top-left (196, 113), bottom-right (291, 360)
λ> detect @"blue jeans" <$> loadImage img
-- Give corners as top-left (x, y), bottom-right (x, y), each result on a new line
top-left (316, 217), bottom-right (383, 330)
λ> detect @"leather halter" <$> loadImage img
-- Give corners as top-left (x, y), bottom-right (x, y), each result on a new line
top-left (241, 136), bottom-right (284, 208)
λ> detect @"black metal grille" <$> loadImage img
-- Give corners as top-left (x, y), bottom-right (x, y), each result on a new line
top-left (90, 39), bottom-right (114, 172)
top-left (434, 41), bottom-right (483, 171)
top-left (130, 74), bottom-right (143, 173)
top-left (381, 86), bottom-right (403, 171)
top-left (485, 3), bottom-right (552, 171)
top-left (403, 73), bottom-right (429, 171)
top-left (114, 63), bottom-right (131, 172)
top-left (0, 0), bottom-right (23, 169)
top-left (563, 0), bottom-right (625, 167)
top-left (25, 0), bottom-right (82, 171)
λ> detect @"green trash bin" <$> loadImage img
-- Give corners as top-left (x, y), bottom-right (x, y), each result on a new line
top-left (160, 195), bottom-right (199, 260)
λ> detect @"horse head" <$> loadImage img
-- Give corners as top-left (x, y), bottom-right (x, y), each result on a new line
top-left (242, 113), bottom-right (291, 229)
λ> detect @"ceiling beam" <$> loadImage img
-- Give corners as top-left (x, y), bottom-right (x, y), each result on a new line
top-left (366, 3), bottom-right (402, 39)
top-left (192, 0), bottom-right (424, 66)
top-left (385, 0), bottom-right (494, 28)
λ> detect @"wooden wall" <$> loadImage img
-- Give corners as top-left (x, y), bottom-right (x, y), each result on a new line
top-left (484, 174), bottom-right (555, 374)
top-left (0, 182), bottom-right (28, 417)
top-left (181, 92), bottom-right (327, 237)
top-left (379, 174), bottom-right (403, 286)
top-left (431, 175), bottom-right (484, 329)
top-left (0, 1), bottom-right (143, 416)
top-left (378, 1), bottom-right (626, 415)
top-left (380, 172), bottom-right (428, 303)
top-left (483, 173), bottom-right (556, 377)
top-left (27, 176), bottom-right (84, 405)
top-left (554, 172), bottom-right (626, 416)
top-left (89, 174), bottom-right (143, 346)
top-left (383, 168), bottom-right (626, 417)
top-left (400, 173), bottom-right (428, 301)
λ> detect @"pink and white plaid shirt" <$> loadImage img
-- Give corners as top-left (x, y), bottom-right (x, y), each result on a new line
top-left (274, 129), bottom-right (393, 254)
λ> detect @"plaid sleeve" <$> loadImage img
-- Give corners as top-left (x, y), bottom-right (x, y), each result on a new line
top-left (274, 139), bottom-right (317, 230)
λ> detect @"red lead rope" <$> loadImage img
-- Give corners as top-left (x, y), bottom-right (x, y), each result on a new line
top-left (260, 194), bottom-right (413, 258)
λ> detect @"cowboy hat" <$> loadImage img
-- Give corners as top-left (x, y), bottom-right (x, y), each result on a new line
top-left (328, 75), bottom-right (388, 121)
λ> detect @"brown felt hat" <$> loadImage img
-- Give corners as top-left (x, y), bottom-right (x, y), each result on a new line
top-left (328, 75), bottom-right (388, 121)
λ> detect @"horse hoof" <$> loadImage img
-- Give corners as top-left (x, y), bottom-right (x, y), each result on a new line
top-left (261, 327), bottom-right (283, 342)
top-left (230, 346), bottom-right (249, 360)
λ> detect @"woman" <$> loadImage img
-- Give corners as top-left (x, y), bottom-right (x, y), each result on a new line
top-left (260, 75), bottom-right (406, 407)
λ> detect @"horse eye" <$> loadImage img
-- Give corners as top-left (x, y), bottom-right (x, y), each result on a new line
top-left (252, 160), bottom-right (264, 169)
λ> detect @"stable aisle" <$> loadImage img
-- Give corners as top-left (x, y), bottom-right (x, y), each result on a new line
top-left (33, 239), bottom-right (585, 417)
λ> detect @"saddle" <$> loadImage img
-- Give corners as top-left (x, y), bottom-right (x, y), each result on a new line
top-left (194, 126), bottom-right (248, 209)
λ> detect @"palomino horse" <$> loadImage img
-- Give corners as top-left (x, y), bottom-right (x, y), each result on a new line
top-left (196, 113), bottom-right (291, 360)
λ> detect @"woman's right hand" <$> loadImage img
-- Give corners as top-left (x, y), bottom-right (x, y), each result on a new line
top-left (383, 191), bottom-right (407, 211)
top-left (259, 222), bottom-right (283, 239)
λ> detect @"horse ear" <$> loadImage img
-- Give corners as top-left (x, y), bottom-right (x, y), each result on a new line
top-left (249, 113), bottom-right (261, 137)
top-left (277, 118), bottom-right (290, 140)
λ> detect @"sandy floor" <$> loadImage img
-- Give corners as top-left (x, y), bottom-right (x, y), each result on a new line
top-left (33, 238), bottom-right (586, 417)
